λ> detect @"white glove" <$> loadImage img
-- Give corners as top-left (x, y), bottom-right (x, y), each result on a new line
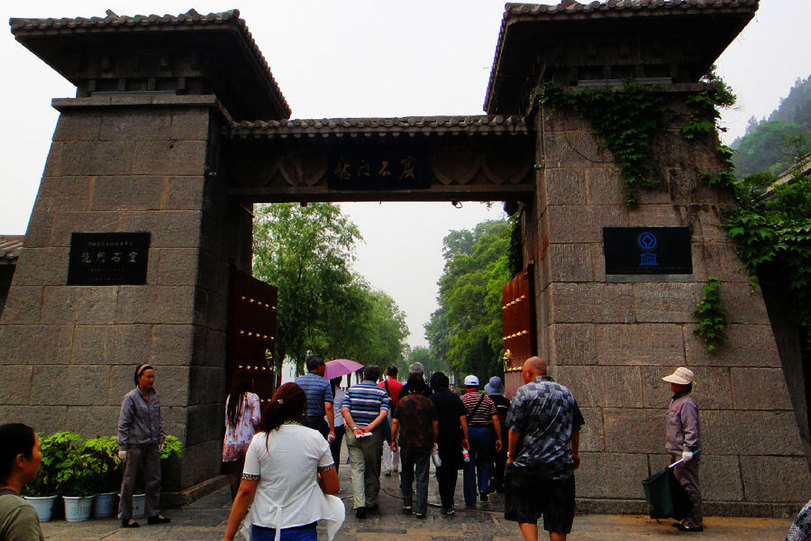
top-left (118, 450), bottom-right (127, 462)
top-left (681, 450), bottom-right (694, 463)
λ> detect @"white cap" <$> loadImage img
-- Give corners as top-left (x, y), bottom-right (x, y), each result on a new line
top-left (662, 367), bottom-right (694, 385)
top-left (464, 375), bottom-right (479, 387)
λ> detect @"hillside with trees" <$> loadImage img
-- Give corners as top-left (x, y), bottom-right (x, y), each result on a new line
top-left (731, 76), bottom-right (811, 178)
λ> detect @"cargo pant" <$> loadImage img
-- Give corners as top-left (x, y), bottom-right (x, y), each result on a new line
top-left (119, 444), bottom-right (162, 520)
top-left (672, 455), bottom-right (703, 529)
top-left (345, 427), bottom-right (383, 510)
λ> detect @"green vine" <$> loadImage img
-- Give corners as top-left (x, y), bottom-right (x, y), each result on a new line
top-left (682, 67), bottom-right (736, 141)
top-left (693, 276), bottom-right (729, 353)
top-left (538, 82), bottom-right (667, 209)
top-left (724, 171), bottom-right (811, 343)
top-left (700, 145), bottom-right (737, 188)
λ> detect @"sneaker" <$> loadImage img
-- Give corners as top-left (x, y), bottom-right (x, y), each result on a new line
top-left (147, 515), bottom-right (171, 525)
top-left (441, 506), bottom-right (455, 516)
top-left (676, 524), bottom-right (704, 532)
top-left (415, 512), bottom-right (426, 519)
top-left (479, 490), bottom-right (489, 502)
top-left (355, 507), bottom-right (367, 519)
top-left (402, 505), bottom-right (413, 515)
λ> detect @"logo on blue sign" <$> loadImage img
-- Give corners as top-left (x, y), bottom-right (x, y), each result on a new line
top-left (637, 231), bottom-right (659, 266)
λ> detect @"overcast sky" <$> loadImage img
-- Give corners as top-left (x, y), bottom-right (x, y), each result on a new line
top-left (1, 0), bottom-right (809, 349)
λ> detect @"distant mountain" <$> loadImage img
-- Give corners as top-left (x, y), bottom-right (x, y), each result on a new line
top-left (731, 76), bottom-right (811, 178)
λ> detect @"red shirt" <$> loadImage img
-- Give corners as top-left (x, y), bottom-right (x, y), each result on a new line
top-left (379, 378), bottom-right (403, 408)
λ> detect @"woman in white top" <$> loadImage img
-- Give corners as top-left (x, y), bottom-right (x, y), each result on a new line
top-left (224, 382), bottom-right (343, 541)
top-left (328, 377), bottom-right (346, 473)
top-left (222, 370), bottom-right (262, 499)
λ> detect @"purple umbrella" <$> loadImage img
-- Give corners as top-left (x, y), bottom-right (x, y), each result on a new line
top-left (324, 359), bottom-right (364, 380)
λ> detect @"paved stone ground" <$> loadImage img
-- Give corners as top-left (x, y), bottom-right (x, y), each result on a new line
top-left (40, 464), bottom-right (793, 540)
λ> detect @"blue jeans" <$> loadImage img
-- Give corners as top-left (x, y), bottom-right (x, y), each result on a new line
top-left (463, 426), bottom-right (492, 505)
top-left (251, 523), bottom-right (317, 541)
top-left (399, 445), bottom-right (431, 514)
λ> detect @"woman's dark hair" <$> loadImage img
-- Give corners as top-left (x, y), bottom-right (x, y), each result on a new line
top-left (0, 423), bottom-right (35, 483)
top-left (133, 363), bottom-right (154, 385)
top-left (406, 373), bottom-right (426, 393)
top-left (684, 382), bottom-right (693, 394)
top-left (430, 371), bottom-right (449, 390)
top-left (330, 377), bottom-right (342, 395)
top-left (260, 383), bottom-right (307, 436)
top-left (226, 370), bottom-right (253, 429)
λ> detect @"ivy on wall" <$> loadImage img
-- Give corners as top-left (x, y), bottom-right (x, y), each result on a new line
top-left (693, 276), bottom-right (729, 353)
top-left (538, 82), bottom-right (667, 209)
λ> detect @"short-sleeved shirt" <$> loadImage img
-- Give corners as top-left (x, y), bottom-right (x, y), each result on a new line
top-left (295, 372), bottom-right (333, 420)
top-left (431, 388), bottom-right (467, 442)
top-left (341, 381), bottom-right (389, 427)
top-left (506, 376), bottom-right (584, 479)
top-left (0, 492), bottom-right (45, 541)
top-left (379, 378), bottom-right (403, 408)
top-left (393, 393), bottom-right (437, 448)
top-left (461, 391), bottom-right (497, 427)
top-left (490, 394), bottom-right (511, 440)
top-left (243, 425), bottom-right (334, 529)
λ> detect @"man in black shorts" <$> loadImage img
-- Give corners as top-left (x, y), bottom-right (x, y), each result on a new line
top-left (505, 356), bottom-right (584, 541)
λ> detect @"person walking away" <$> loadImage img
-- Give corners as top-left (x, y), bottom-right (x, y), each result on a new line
top-left (662, 366), bottom-right (703, 533)
top-left (223, 383), bottom-right (344, 541)
top-left (0, 423), bottom-right (45, 541)
top-left (118, 363), bottom-right (171, 528)
top-left (399, 362), bottom-right (432, 397)
top-left (429, 371), bottom-right (469, 516)
top-left (390, 374), bottom-right (438, 519)
top-left (486, 376), bottom-right (510, 493)
top-left (379, 366), bottom-right (403, 476)
top-left (505, 356), bottom-right (584, 541)
top-left (460, 375), bottom-right (501, 507)
top-left (222, 370), bottom-right (261, 499)
top-left (329, 377), bottom-right (346, 473)
top-left (341, 366), bottom-right (389, 519)
top-left (295, 355), bottom-right (336, 442)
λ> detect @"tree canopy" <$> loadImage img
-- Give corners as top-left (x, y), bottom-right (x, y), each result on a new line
top-left (252, 203), bottom-right (408, 376)
top-left (425, 220), bottom-right (511, 380)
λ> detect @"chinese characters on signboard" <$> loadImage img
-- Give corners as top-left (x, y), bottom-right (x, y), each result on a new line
top-left (328, 151), bottom-right (429, 190)
top-left (603, 227), bottom-right (692, 275)
top-left (67, 232), bottom-right (150, 285)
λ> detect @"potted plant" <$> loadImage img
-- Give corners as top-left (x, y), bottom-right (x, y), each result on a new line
top-left (160, 435), bottom-right (183, 492)
top-left (82, 436), bottom-right (121, 518)
top-left (52, 432), bottom-right (96, 522)
top-left (21, 432), bottom-right (61, 522)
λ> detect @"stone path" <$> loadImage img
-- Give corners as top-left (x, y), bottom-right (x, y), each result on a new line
top-left (40, 465), bottom-right (793, 540)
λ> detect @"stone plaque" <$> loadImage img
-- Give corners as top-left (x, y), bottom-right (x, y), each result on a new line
top-left (603, 227), bottom-right (692, 275)
top-left (67, 232), bottom-right (151, 285)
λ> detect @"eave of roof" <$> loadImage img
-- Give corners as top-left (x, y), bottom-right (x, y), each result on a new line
top-left (9, 9), bottom-right (291, 119)
top-left (485, 0), bottom-right (759, 114)
top-left (229, 115), bottom-right (529, 140)
top-left (0, 236), bottom-right (24, 263)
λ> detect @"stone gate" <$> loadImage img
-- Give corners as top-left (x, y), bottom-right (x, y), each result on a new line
top-left (1, 1), bottom-right (809, 515)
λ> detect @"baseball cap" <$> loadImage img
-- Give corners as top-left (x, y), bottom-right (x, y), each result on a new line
top-left (464, 375), bottom-right (479, 387)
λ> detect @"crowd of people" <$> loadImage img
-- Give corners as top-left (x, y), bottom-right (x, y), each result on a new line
top-left (2, 358), bottom-right (767, 541)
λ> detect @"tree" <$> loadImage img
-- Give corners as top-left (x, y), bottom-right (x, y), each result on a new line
top-left (426, 220), bottom-right (511, 380)
top-left (252, 203), bottom-right (408, 375)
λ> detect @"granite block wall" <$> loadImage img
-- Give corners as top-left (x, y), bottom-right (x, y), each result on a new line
top-left (0, 99), bottom-right (247, 489)
top-left (523, 98), bottom-right (811, 515)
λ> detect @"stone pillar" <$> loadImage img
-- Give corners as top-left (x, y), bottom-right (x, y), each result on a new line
top-left (525, 96), bottom-right (811, 515)
top-left (0, 96), bottom-right (251, 488)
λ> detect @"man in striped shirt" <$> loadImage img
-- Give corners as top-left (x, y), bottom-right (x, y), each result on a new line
top-left (460, 375), bottom-right (502, 507)
top-left (295, 354), bottom-right (335, 442)
top-left (341, 365), bottom-right (390, 519)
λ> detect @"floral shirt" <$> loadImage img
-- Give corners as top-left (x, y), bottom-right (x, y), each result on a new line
top-left (222, 392), bottom-right (262, 462)
top-left (393, 393), bottom-right (437, 449)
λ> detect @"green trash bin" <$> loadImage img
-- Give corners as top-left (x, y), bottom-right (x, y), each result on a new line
top-left (642, 467), bottom-right (680, 519)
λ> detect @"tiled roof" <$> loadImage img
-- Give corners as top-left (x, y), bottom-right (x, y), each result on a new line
top-left (230, 116), bottom-right (528, 139)
top-left (0, 236), bottom-right (24, 264)
top-left (9, 9), bottom-right (291, 119)
top-left (503, 0), bottom-right (759, 18)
